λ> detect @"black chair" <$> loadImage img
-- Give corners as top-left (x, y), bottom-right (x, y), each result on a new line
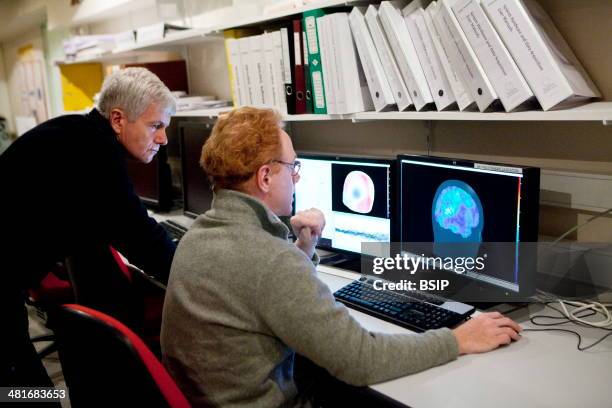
top-left (53, 304), bottom-right (190, 407)
top-left (64, 244), bottom-right (166, 355)
top-left (26, 263), bottom-right (73, 358)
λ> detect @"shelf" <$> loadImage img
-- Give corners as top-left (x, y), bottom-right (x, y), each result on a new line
top-left (173, 107), bottom-right (232, 118)
top-left (112, 27), bottom-right (219, 53)
top-left (354, 102), bottom-right (612, 123)
top-left (173, 101), bottom-right (612, 125)
top-left (206, 0), bottom-right (363, 33)
top-left (57, 0), bottom-right (363, 65)
top-left (57, 27), bottom-right (222, 65)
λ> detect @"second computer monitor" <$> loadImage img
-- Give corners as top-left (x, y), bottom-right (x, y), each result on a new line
top-left (126, 146), bottom-right (172, 211)
top-left (294, 154), bottom-right (395, 256)
top-left (398, 155), bottom-right (540, 297)
top-left (179, 122), bottom-right (215, 218)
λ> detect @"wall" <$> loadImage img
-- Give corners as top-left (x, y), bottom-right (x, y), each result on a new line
top-left (3, 27), bottom-right (52, 127)
top-left (0, 45), bottom-right (14, 133)
top-left (0, 0), bottom-right (610, 242)
top-left (186, 40), bottom-right (231, 101)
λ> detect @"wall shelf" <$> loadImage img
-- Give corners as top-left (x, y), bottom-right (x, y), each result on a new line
top-left (354, 102), bottom-right (612, 124)
top-left (56, 0), bottom-right (366, 66)
top-left (206, 0), bottom-right (364, 33)
top-left (173, 101), bottom-right (612, 125)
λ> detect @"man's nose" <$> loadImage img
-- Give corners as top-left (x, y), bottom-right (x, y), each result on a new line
top-left (155, 128), bottom-right (168, 145)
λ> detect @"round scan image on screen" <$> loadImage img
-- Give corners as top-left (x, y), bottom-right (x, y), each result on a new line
top-left (342, 170), bottom-right (375, 214)
top-left (432, 180), bottom-right (484, 260)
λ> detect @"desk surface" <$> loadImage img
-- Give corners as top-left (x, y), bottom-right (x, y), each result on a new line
top-left (151, 212), bottom-right (612, 407)
top-left (317, 265), bottom-right (612, 408)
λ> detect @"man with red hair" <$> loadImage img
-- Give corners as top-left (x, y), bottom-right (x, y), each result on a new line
top-left (161, 106), bottom-right (522, 407)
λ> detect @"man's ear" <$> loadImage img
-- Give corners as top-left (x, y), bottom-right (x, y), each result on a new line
top-left (255, 164), bottom-right (273, 194)
top-left (109, 108), bottom-right (125, 135)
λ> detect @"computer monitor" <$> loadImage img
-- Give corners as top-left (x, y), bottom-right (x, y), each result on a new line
top-left (398, 155), bottom-right (540, 300)
top-left (294, 154), bottom-right (395, 258)
top-left (125, 146), bottom-right (172, 211)
top-left (179, 122), bottom-right (215, 218)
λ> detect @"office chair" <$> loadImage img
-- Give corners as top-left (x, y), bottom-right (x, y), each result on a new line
top-left (26, 263), bottom-right (73, 358)
top-left (64, 243), bottom-right (166, 355)
top-left (53, 304), bottom-right (190, 408)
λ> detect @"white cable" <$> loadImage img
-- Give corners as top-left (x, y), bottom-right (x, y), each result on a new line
top-left (549, 206), bottom-right (612, 247)
top-left (557, 299), bottom-right (612, 328)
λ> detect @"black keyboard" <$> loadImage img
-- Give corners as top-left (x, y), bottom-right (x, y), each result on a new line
top-left (160, 220), bottom-right (188, 243)
top-left (334, 279), bottom-right (474, 332)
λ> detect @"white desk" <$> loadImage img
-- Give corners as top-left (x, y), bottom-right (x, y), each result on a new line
top-left (316, 265), bottom-right (612, 408)
top-left (151, 212), bottom-right (612, 407)
top-left (149, 209), bottom-right (195, 228)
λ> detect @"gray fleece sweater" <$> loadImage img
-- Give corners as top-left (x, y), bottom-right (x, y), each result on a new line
top-left (161, 189), bottom-right (459, 407)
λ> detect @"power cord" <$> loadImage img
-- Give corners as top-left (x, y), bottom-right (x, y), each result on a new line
top-left (521, 301), bottom-right (612, 351)
top-left (548, 206), bottom-right (612, 247)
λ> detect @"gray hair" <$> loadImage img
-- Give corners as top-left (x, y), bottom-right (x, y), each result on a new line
top-left (97, 67), bottom-right (176, 121)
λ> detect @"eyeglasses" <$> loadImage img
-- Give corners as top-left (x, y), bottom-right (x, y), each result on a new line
top-left (272, 159), bottom-right (301, 176)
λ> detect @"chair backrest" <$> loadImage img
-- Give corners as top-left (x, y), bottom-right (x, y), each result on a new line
top-left (64, 243), bottom-right (144, 331)
top-left (54, 304), bottom-right (190, 408)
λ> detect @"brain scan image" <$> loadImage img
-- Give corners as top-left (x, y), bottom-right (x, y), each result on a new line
top-left (432, 180), bottom-right (484, 260)
top-left (434, 184), bottom-right (480, 238)
top-left (342, 170), bottom-right (375, 214)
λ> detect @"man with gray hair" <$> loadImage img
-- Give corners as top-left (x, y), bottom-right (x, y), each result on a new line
top-left (0, 67), bottom-right (178, 388)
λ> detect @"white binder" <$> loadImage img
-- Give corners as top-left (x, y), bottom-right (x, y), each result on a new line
top-left (262, 32), bottom-right (280, 110)
top-left (332, 12), bottom-right (374, 114)
top-left (365, 5), bottom-right (413, 111)
top-left (378, 1), bottom-right (434, 111)
top-left (317, 15), bottom-right (336, 114)
top-left (270, 31), bottom-right (288, 114)
top-left (481, 0), bottom-right (600, 111)
top-left (329, 14), bottom-right (347, 114)
top-left (247, 35), bottom-right (266, 106)
top-left (435, 0), bottom-right (500, 111)
top-left (424, 1), bottom-right (475, 111)
top-left (238, 37), bottom-right (254, 106)
top-left (349, 7), bottom-right (397, 112)
top-left (404, 8), bottom-right (457, 111)
top-left (451, 0), bottom-right (535, 112)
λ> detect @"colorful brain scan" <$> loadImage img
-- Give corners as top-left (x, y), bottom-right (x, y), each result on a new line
top-left (433, 183), bottom-right (481, 239)
top-left (342, 170), bottom-right (375, 214)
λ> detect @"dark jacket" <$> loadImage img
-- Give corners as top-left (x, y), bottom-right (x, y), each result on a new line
top-left (0, 109), bottom-right (175, 288)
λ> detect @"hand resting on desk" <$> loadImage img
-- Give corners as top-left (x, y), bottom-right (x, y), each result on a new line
top-left (291, 208), bottom-right (325, 259)
top-left (453, 312), bottom-right (522, 354)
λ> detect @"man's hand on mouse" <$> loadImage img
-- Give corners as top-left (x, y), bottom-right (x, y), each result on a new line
top-left (453, 311), bottom-right (523, 354)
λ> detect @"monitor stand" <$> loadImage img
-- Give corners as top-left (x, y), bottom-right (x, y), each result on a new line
top-left (319, 251), bottom-right (362, 273)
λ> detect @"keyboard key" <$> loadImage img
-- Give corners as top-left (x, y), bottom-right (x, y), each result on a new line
top-left (334, 280), bottom-right (474, 332)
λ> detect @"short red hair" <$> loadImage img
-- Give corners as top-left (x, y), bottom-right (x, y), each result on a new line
top-left (201, 107), bottom-right (283, 190)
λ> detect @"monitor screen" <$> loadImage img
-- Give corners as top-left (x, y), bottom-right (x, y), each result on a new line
top-left (125, 146), bottom-right (172, 211)
top-left (294, 154), bottom-right (394, 256)
top-left (398, 155), bottom-right (539, 296)
top-left (179, 122), bottom-right (214, 218)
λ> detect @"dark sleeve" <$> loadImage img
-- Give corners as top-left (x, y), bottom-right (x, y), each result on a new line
top-left (107, 174), bottom-right (176, 284)
top-left (84, 136), bottom-right (176, 283)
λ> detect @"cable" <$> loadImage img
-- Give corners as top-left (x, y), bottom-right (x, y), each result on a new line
top-left (522, 328), bottom-right (612, 351)
top-left (533, 289), bottom-right (612, 328)
top-left (557, 299), bottom-right (612, 328)
top-left (548, 206), bottom-right (612, 247)
top-left (523, 301), bottom-right (612, 351)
